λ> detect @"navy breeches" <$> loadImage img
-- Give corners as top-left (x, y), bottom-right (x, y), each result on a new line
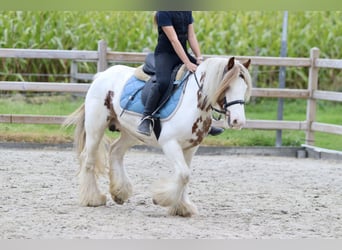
top-left (154, 53), bottom-right (196, 94)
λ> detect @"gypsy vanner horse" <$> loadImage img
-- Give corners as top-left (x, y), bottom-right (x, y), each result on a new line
top-left (64, 56), bottom-right (252, 217)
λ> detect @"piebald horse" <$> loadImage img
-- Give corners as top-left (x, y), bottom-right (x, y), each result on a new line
top-left (64, 56), bottom-right (252, 217)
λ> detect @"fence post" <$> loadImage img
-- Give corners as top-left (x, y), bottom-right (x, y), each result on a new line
top-left (251, 47), bottom-right (259, 105)
top-left (276, 10), bottom-right (288, 147)
top-left (305, 47), bottom-right (320, 145)
top-left (97, 40), bottom-right (108, 72)
top-left (70, 60), bottom-right (78, 83)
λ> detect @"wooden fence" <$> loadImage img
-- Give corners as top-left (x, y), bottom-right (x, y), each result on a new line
top-left (1, 40), bottom-right (342, 147)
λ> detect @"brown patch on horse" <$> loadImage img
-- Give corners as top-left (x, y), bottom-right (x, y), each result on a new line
top-left (199, 95), bottom-right (208, 110)
top-left (195, 72), bottom-right (209, 109)
top-left (202, 116), bottom-right (212, 133)
top-left (191, 117), bottom-right (202, 134)
top-left (104, 91), bottom-right (113, 109)
top-left (200, 72), bottom-right (206, 83)
top-left (104, 91), bottom-right (120, 131)
top-left (197, 87), bottom-right (211, 111)
top-left (187, 115), bottom-right (212, 148)
top-left (196, 90), bottom-right (205, 110)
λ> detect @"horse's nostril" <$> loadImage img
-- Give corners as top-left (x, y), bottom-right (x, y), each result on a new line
top-left (233, 119), bottom-right (238, 125)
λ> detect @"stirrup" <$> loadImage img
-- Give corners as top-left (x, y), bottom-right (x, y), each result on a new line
top-left (141, 115), bottom-right (155, 127)
top-left (137, 116), bottom-right (154, 136)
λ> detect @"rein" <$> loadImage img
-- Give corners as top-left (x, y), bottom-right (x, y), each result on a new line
top-left (193, 72), bottom-right (202, 90)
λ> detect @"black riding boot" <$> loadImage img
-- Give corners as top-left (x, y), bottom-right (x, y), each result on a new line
top-left (137, 85), bottom-right (161, 136)
top-left (208, 126), bottom-right (224, 136)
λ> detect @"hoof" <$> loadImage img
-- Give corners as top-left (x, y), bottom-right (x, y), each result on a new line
top-left (80, 194), bottom-right (107, 207)
top-left (168, 202), bottom-right (198, 217)
top-left (109, 124), bottom-right (116, 131)
top-left (113, 195), bottom-right (125, 205)
top-left (109, 182), bottom-right (133, 205)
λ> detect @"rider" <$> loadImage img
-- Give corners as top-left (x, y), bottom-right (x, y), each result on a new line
top-left (137, 11), bottom-right (224, 137)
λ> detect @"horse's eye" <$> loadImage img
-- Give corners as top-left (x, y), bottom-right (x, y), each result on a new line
top-left (239, 73), bottom-right (245, 80)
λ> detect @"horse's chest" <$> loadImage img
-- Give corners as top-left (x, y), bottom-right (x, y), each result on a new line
top-left (187, 114), bottom-right (211, 147)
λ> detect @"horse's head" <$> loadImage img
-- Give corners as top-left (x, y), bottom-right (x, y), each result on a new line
top-left (213, 57), bottom-right (252, 129)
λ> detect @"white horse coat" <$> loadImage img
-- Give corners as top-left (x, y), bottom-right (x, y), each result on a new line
top-left (64, 57), bottom-right (252, 217)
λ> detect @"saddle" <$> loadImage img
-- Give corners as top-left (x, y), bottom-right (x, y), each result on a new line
top-left (134, 53), bottom-right (187, 85)
top-left (120, 53), bottom-right (190, 139)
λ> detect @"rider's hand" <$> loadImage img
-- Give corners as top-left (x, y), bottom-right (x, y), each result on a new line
top-left (196, 56), bottom-right (204, 65)
top-left (186, 62), bottom-right (198, 73)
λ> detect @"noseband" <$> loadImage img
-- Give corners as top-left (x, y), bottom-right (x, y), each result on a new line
top-left (211, 98), bottom-right (245, 116)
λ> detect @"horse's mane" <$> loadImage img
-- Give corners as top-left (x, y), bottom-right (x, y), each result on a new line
top-left (202, 58), bottom-right (252, 106)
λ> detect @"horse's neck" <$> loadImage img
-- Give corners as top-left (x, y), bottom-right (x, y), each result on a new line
top-left (195, 60), bottom-right (225, 108)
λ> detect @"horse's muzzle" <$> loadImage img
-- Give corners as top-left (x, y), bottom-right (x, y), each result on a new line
top-left (227, 115), bottom-right (245, 129)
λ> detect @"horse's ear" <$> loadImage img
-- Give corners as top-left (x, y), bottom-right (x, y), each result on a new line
top-left (243, 59), bottom-right (251, 69)
top-left (227, 57), bottom-right (235, 71)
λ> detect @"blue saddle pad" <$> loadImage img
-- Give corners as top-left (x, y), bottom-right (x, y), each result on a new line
top-left (120, 75), bottom-right (186, 120)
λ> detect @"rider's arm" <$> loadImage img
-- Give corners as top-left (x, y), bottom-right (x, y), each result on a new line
top-left (161, 26), bottom-right (197, 72)
top-left (187, 23), bottom-right (203, 64)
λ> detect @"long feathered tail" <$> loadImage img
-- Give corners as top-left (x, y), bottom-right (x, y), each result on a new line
top-left (63, 104), bottom-right (108, 176)
top-left (63, 104), bottom-right (86, 158)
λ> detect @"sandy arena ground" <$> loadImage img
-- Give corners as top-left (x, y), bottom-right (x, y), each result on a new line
top-left (0, 147), bottom-right (341, 239)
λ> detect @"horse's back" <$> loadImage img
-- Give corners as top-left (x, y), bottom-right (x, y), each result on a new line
top-left (105, 64), bottom-right (135, 75)
top-left (95, 65), bottom-right (135, 85)
top-left (87, 65), bottom-right (135, 98)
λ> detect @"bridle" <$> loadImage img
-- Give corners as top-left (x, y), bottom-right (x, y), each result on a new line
top-left (192, 70), bottom-right (246, 117)
top-left (211, 98), bottom-right (245, 116)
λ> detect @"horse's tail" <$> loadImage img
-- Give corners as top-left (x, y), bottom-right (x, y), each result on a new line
top-left (63, 103), bottom-right (109, 176)
top-left (63, 103), bottom-right (86, 158)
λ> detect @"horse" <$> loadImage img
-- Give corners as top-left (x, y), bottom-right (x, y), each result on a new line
top-left (64, 56), bottom-right (252, 217)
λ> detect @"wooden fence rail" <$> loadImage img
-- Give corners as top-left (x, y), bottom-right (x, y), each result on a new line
top-left (1, 40), bottom-right (342, 147)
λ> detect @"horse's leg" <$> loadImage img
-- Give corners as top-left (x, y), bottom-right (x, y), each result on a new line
top-left (152, 140), bottom-right (198, 217)
top-left (108, 131), bottom-right (135, 205)
top-left (183, 146), bottom-right (198, 167)
top-left (79, 100), bottom-right (108, 207)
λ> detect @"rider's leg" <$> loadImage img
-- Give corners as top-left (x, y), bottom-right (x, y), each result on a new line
top-left (137, 53), bottom-right (177, 136)
top-left (137, 83), bottom-right (161, 136)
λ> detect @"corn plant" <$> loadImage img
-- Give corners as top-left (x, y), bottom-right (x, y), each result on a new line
top-left (0, 11), bottom-right (341, 90)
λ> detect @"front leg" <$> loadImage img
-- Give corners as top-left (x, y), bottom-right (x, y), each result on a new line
top-left (152, 140), bottom-right (198, 217)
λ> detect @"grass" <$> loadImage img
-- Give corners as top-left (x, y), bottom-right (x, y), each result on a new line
top-left (0, 94), bottom-right (83, 143)
top-left (0, 94), bottom-right (341, 151)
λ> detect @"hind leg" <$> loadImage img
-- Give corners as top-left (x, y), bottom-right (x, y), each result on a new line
top-left (109, 132), bottom-right (136, 205)
top-left (152, 140), bottom-right (198, 217)
top-left (78, 100), bottom-right (108, 207)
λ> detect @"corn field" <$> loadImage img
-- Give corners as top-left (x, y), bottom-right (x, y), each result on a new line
top-left (0, 11), bottom-right (341, 90)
